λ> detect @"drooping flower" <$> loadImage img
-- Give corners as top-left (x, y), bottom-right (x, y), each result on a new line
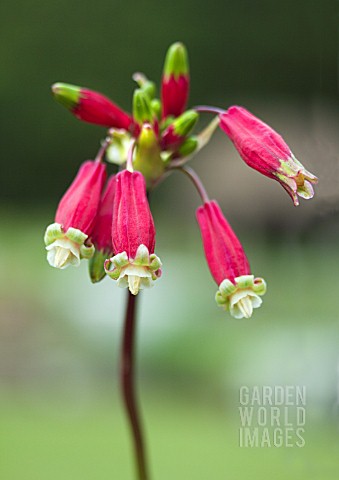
top-left (44, 160), bottom-right (106, 269)
top-left (219, 106), bottom-right (318, 206)
top-left (89, 175), bottom-right (116, 283)
top-left (196, 200), bottom-right (266, 319)
top-left (104, 170), bottom-right (162, 295)
top-left (52, 83), bottom-right (135, 132)
top-left (161, 42), bottom-right (190, 119)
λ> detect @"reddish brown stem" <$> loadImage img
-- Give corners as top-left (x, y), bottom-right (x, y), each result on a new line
top-left (120, 291), bottom-right (149, 480)
top-left (176, 166), bottom-right (210, 204)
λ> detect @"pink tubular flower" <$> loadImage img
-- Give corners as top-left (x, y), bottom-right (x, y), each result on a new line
top-left (89, 175), bottom-right (116, 283)
top-left (219, 106), bottom-right (318, 206)
top-left (52, 83), bottom-right (135, 132)
top-left (161, 42), bottom-right (190, 119)
top-left (44, 160), bottom-right (106, 269)
top-left (104, 170), bottom-right (162, 295)
top-left (196, 200), bottom-right (266, 319)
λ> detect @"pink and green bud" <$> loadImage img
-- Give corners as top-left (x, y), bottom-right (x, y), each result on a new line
top-left (132, 74), bottom-right (161, 120)
top-left (161, 42), bottom-right (190, 118)
top-left (219, 106), bottom-right (318, 206)
top-left (89, 175), bottom-right (116, 283)
top-left (196, 200), bottom-right (266, 319)
top-left (104, 170), bottom-right (162, 295)
top-left (161, 110), bottom-right (198, 151)
top-left (52, 82), bottom-right (135, 132)
top-left (133, 123), bottom-right (165, 188)
top-left (44, 160), bottom-right (106, 269)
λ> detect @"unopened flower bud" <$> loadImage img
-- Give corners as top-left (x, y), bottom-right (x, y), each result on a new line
top-left (133, 123), bottom-right (165, 188)
top-left (52, 82), bottom-right (135, 132)
top-left (161, 110), bottom-right (198, 150)
top-left (161, 42), bottom-right (190, 118)
top-left (133, 89), bottom-right (154, 125)
top-left (196, 200), bottom-right (266, 319)
top-left (219, 106), bottom-right (318, 206)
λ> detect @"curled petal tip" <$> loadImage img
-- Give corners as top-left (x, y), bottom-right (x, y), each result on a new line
top-left (216, 276), bottom-right (267, 319)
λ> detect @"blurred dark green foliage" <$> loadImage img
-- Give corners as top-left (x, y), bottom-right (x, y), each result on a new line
top-left (0, 0), bottom-right (337, 204)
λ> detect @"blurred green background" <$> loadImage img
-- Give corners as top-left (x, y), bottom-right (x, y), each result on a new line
top-left (1, 0), bottom-right (339, 479)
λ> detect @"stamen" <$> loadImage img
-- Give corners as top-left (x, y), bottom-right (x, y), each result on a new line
top-left (128, 275), bottom-right (141, 295)
top-left (237, 296), bottom-right (253, 318)
top-left (54, 247), bottom-right (72, 268)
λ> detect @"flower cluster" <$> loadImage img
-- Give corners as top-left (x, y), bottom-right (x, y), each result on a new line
top-left (45, 42), bottom-right (317, 318)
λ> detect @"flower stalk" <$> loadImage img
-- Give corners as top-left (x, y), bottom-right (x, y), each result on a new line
top-left (120, 292), bottom-right (149, 480)
top-left (193, 105), bottom-right (225, 115)
top-left (176, 166), bottom-right (210, 204)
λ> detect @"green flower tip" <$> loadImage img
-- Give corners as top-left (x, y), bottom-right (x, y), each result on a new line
top-left (163, 42), bottom-right (189, 78)
top-left (51, 82), bottom-right (81, 111)
top-left (173, 110), bottom-right (199, 136)
top-left (138, 123), bottom-right (158, 149)
top-left (215, 275), bottom-right (267, 319)
top-left (133, 88), bottom-right (154, 124)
